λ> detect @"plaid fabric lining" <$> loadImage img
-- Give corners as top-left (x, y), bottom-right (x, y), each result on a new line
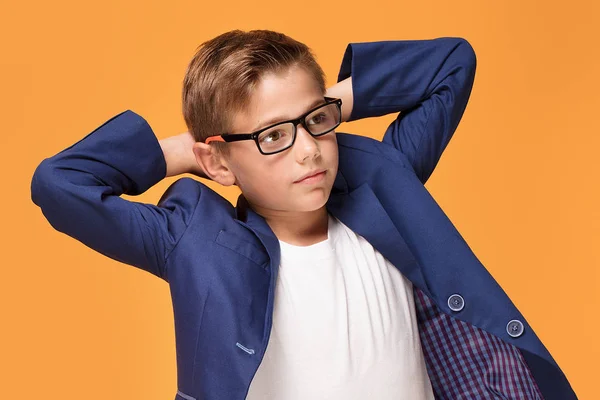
top-left (413, 287), bottom-right (545, 399)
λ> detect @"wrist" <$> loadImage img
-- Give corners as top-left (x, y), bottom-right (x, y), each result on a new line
top-left (160, 133), bottom-right (194, 178)
top-left (325, 76), bottom-right (353, 123)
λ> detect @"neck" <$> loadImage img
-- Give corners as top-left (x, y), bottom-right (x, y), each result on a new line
top-left (251, 204), bottom-right (329, 246)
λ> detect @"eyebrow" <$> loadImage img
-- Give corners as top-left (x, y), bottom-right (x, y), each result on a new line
top-left (251, 98), bottom-right (326, 132)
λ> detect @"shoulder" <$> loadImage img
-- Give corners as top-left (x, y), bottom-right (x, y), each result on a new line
top-left (157, 177), bottom-right (236, 233)
top-left (335, 132), bottom-right (413, 170)
top-left (158, 177), bottom-right (231, 208)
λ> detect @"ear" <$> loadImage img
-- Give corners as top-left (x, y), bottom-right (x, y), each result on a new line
top-left (192, 142), bottom-right (237, 186)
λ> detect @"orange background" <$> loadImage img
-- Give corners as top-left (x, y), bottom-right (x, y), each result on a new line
top-left (2, 0), bottom-right (598, 398)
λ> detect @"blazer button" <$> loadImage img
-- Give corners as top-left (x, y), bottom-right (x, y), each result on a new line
top-left (506, 319), bottom-right (524, 337)
top-left (447, 294), bottom-right (465, 312)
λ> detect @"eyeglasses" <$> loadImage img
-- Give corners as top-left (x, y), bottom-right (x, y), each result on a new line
top-left (204, 97), bottom-right (343, 155)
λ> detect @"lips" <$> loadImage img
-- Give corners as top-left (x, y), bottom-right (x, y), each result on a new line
top-left (295, 169), bottom-right (326, 183)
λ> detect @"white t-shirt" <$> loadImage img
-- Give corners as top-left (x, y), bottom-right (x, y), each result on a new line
top-left (245, 212), bottom-right (435, 400)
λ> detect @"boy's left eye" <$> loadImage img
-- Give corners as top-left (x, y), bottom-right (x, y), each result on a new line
top-left (308, 113), bottom-right (327, 125)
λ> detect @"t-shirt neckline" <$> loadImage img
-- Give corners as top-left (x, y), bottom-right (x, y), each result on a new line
top-left (278, 213), bottom-right (340, 261)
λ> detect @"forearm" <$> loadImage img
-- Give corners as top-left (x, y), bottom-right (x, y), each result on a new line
top-left (159, 132), bottom-right (206, 179)
top-left (336, 38), bottom-right (476, 122)
top-left (326, 76), bottom-right (354, 123)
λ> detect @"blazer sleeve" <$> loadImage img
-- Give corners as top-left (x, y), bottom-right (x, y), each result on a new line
top-left (336, 37), bottom-right (477, 184)
top-left (30, 110), bottom-right (200, 281)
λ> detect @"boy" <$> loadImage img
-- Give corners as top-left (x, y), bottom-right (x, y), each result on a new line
top-left (31, 30), bottom-right (577, 399)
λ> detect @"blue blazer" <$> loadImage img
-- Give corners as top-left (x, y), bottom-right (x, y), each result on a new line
top-left (31, 37), bottom-right (577, 400)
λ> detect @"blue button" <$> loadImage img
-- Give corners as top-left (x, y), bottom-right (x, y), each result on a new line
top-left (506, 320), bottom-right (524, 337)
top-left (447, 294), bottom-right (465, 312)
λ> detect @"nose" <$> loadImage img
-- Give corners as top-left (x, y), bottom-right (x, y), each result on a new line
top-left (294, 124), bottom-right (320, 163)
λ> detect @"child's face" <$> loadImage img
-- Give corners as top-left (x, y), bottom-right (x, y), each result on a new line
top-left (225, 64), bottom-right (339, 216)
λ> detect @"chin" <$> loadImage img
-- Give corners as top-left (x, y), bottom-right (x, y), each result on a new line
top-left (296, 193), bottom-right (330, 212)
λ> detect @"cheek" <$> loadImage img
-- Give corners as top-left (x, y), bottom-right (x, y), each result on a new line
top-left (319, 133), bottom-right (338, 151)
top-left (236, 159), bottom-right (290, 195)
top-left (255, 168), bottom-right (287, 189)
top-left (322, 138), bottom-right (339, 165)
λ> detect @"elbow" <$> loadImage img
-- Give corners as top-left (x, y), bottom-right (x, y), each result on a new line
top-left (30, 159), bottom-right (62, 231)
top-left (31, 159), bottom-right (54, 209)
top-left (31, 159), bottom-right (68, 220)
top-left (30, 159), bottom-right (78, 234)
top-left (456, 38), bottom-right (477, 76)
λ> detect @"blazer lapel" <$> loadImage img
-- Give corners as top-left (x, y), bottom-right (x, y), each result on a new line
top-left (327, 181), bottom-right (432, 298)
top-left (234, 193), bottom-right (281, 272)
top-left (234, 194), bottom-right (282, 342)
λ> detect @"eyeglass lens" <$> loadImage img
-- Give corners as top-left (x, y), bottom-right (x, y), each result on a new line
top-left (257, 103), bottom-right (340, 153)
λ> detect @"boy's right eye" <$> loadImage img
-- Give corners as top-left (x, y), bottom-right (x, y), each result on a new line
top-left (260, 130), bottom-right (285, 143)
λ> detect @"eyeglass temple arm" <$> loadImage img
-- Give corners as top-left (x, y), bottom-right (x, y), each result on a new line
top-left (204, 136), bottom-right (225, 144)
top-left (206, 133), bottom-right (254, 144)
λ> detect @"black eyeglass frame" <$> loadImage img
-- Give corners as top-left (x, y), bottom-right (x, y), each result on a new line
top-left (204, 96), bottom-right (343, 155)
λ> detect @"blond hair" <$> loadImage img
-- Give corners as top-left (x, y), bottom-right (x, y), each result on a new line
top-left (182, 29), bottom-right (327, 155)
